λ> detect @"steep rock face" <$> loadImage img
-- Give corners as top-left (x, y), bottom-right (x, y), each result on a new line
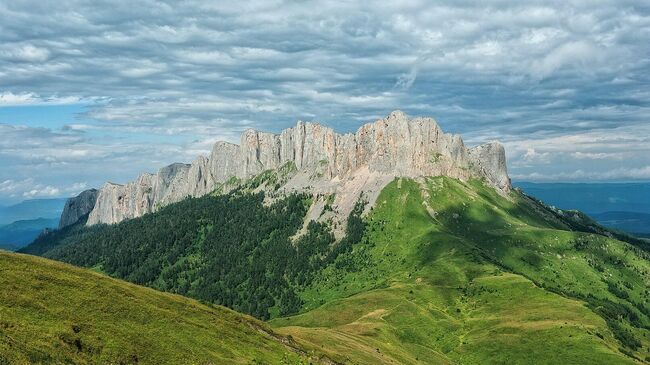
top-left (59, 189), bottom-right (99, 228)
top-left (84, 111), bottom-right (511, 226)
top-left (468, 142), bottom-right (510, 191)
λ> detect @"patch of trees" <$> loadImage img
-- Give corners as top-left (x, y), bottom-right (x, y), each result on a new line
top-left (607, 281), bottom-right (631, 301)
top-left (586, 295), bottom-right (644, 350)
top-left (521, 251), bottom-right (543, 268)
top-left (327, 199), bottom-right (367, 271)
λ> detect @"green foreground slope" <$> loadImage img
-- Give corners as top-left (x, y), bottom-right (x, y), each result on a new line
top-left (0, 251), bottom-right (319, 365)
top-left (272, 178), bottom-right (649, 364)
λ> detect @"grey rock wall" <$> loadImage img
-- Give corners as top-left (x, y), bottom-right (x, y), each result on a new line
top-left (81, 111), bottom-right (510, 226)
top-left (59, 189), bottom-right (99, 228)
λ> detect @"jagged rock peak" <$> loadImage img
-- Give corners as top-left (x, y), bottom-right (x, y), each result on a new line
top-left (77, 111), bottom-right (509, 226)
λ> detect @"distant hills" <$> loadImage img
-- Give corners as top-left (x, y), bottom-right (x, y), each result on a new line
top-left (0, 217), bottom-right (58, 251)
top-left (0, 198), bottom-right (65, 250)
top-left (590, 211), bottom-right (650, 237)
top-left (516, 182), bottom-right (650, 236)
top-left (0, 198), bottom-right (66, 225)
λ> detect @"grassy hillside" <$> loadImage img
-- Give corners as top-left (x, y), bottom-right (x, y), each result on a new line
top-left (271, 178), bottom-right (649, 364)
top-left (0, 251), bottom-right (322, 365)
top-left (19, 175), bottom-right (650, 364)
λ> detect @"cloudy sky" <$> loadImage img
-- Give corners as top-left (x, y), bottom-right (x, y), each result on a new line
top-left (1, 1), bottom-right (649, 204)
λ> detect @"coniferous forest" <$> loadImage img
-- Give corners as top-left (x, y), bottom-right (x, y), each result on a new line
top-left (22, 190), bottom-right (364, 320)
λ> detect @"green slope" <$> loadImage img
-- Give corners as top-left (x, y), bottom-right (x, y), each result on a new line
top-left (20, 175), bottom-right (650, 364)
top-left (0, 251), bottom-right (323, 365)
top-left (271, 178), bottom-right (649, 364)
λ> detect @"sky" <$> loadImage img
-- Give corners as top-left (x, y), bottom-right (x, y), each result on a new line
top-left (1, 1), bottom-right (649, 205)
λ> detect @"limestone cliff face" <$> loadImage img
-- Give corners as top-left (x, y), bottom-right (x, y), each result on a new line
top-left (59, 189), bottom-right (99, 228)
top-left (468, 142), bottom-right (511, 191)
top-left (82, 111), bottom-right (510, 226)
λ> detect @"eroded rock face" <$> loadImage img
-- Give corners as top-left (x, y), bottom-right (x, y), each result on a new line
top-left (468, 142), bottom-right (511, 191)
top-left (59, 189), bottom-right (99, 228)
top-left (82, 111), bottom-right (511, 226)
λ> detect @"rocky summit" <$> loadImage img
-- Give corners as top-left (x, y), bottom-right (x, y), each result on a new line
top-left (60, 111), bottom-right (510, 228)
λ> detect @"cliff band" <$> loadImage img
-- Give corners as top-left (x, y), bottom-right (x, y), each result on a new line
top-left (60, 111), bottom-right (510, 228)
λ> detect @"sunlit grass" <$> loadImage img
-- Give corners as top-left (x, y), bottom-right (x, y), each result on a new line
top-left (0, 251), bottom-right (309, 364)
top-left (271, 177), bottom-right (648, 364)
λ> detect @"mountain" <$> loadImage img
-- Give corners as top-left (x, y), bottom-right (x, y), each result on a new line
top-left (516, 182), bottom-right (650, 237)
top-left (515, 182), bottom-right (650, 214)
top-left (59, 111), bottom-right (509, 230)
top-left (0, 251), bottom-right (330, 364)
top-left (0, 217), bottom-right (58, 250)
top-left (19, 112), bottom-right (650, 363)
top-left (0, 198), bottom-right (66, 226)
top-left (58, 189), bottom-right (98, 228)
top-left (590, 211), bottom-right (650, 235)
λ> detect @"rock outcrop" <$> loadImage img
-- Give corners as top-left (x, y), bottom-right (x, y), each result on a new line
top-left (468, 142), bottom-right (510, 191)
top-left (78, 111), bottom-right (510, 226)
top-left (59, 189), bottom-right (99, 228)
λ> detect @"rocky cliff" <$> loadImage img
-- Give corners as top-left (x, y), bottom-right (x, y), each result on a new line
top-left (61, 111), bottom-right (510, 228)
top-left (58, 189), bottom-right (99, 228)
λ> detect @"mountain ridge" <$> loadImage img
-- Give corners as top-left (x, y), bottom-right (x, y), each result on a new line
top-left (60, 111), bottom-right (510, 229)
top-left (0, 217), bottom-right (58, 250)
top-left (0, 198), bottom-right (65, 226)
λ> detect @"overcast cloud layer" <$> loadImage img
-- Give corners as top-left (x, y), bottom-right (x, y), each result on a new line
top-left (1, 1), bottom-right (649, 204)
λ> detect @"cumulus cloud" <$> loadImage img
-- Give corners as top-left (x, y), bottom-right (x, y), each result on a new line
top-left (0, 1), bottom-right (649, 202)
top-left (522, 148), bottom-right (551, 164)
top-left (0, 178), bottom-right (89, 200)
top-left (23, 185), bottom-right (60, 199)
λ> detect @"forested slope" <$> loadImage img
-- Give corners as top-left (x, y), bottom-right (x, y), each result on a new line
top-left (21, 177), bottom-right (650, 364)
top-left (22, 189), bottom-right (363, 320)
